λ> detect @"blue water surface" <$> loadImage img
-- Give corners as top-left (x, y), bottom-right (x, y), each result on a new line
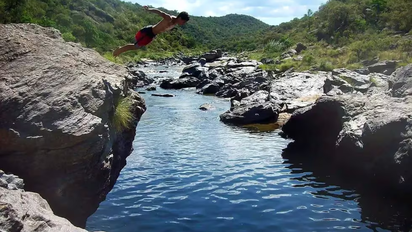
top-left (86, 65), bottom-right (412, 232)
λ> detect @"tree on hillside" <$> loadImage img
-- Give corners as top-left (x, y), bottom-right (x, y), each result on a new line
top-left (382, 0), bottom-right (412, 32)
top-left (0, 0), bottom-right (27, 23)
top-left (304, 9), bottom-right (314, 31)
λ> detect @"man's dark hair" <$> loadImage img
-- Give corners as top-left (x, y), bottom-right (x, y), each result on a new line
top-left (177, 11), bottom-right (190, 21)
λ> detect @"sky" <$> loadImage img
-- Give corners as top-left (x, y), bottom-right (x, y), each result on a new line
top-left (128, 0), bottom-right (326, 25)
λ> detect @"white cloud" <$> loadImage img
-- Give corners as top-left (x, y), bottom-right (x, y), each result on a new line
top-left (205, 10), bottom-right (217, 16)
top-left (127, 0), bottom-right (326, 25)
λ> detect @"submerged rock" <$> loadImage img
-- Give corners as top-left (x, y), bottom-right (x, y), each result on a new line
top-left (152, 93), bottom-right (175, 97)
top-left (199, 103), bottom-right (214, 111)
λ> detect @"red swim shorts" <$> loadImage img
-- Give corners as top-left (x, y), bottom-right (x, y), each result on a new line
top-left (135, 26), bottom-right (156, 47)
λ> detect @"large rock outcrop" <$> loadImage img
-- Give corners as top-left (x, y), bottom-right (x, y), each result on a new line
top-left (219, 71), bottom-right (327, 125)
top-left (281, 63), bottom-right (412, 194)
top-left (0, 24), bottom-right (146, 227)
top-left (282, 91), bottom-right (412, 193)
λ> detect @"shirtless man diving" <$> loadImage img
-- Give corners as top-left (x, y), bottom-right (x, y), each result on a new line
top-left (113, 6), bottom-right (190, 57)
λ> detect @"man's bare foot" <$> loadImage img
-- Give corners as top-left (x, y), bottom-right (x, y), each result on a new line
top-left (113, 45), bottom-right (137, 57)
top-left (113, 48), bottom-right (121, 57)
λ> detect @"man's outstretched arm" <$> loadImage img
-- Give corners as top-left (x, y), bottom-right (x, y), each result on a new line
top-left (143, 6), bottom-right (172, 20)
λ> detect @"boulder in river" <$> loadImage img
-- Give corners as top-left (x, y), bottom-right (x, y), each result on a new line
top-left (146, 85), bottom-right (157, 91)
top-left (160, 77), bottom-right (200, 89)
top-left (126, 67), bottom-right (155, 88)
top-left (199, 103), bottom-right (214, 111)
top-left (220, 91), bottom-right (280, 125)
top-left (152, 93), bottom-right (175, 97)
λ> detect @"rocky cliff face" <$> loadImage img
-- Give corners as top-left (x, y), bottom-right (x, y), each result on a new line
top-left (0, 24), bottom-right (146, 227)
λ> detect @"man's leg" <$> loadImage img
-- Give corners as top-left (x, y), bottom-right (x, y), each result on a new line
top-left (113, 44), bottom-right (139, 57)
top-left (113, 29), bottom-right (153, 57)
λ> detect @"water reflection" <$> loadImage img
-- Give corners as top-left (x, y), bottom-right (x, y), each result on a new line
top-left (282, 142), bottom-right (412, 232)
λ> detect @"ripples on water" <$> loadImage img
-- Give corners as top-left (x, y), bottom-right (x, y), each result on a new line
top-left (87, 66), bottom-right (412, 232)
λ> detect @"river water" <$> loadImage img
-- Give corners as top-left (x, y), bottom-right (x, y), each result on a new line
top-left (86, 65), bottom-right (412, 232)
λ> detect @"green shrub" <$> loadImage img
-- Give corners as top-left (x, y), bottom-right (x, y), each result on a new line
top-left (279, 59), bottom-right (298, 72)
top-left (258, 64), bottom-right (277, 71)
top-left (264, 37), bottom-right (292, 53)
top-left (112, 96), bottom-right (134, 132)
top-left (327, 49), bottom-right (344, 57)
top-left (302, 54), bottom-right (315, 65)
top-left (62, 32), bottom-right (76, 42)
top-left (349, 40), bottom-right (378, 62)
top-left (319, 60), bottom-right (334, 71)
top-left (399, 39), bottom-right (412, 52)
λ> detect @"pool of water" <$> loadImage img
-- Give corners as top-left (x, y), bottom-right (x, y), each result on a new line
top-left (86, 65), bottom-right (412, 232)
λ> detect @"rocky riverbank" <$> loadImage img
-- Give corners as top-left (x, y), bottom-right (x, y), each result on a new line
top-left (128, 46), bottom-right (412, 197)
top-left (0, 23), bottom-right (146, 229)
top-left (127, 47), bottom-right (333, 125)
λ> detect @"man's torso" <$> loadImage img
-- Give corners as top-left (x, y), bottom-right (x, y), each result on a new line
top-left (152, 17), bottom-right (176, 35)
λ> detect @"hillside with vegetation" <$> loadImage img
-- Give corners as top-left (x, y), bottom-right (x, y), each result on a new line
top-left (251, 0), bottom-right (412, 71)
top-left (0, 0), bottom-right (268, 61)
top-left (182, 13), bottom-right (268, 51)
top-left (1, 0), bottom-right (411, 68)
